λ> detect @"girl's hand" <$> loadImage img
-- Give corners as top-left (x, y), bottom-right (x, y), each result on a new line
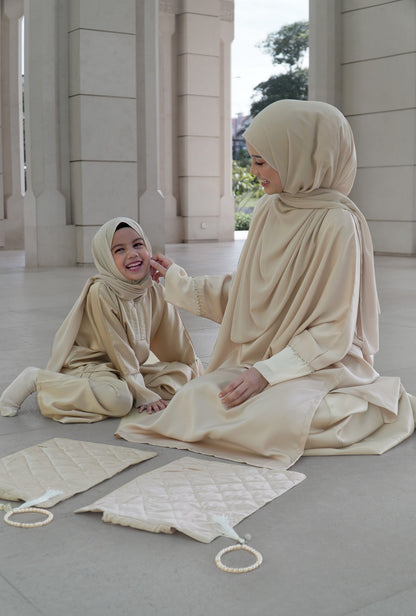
top-left (150, 254), bottom-right (174, 282)
top-left (137, 399), bottom-right (168, 414)
top-left (219, 367), bottom-right (268, 409)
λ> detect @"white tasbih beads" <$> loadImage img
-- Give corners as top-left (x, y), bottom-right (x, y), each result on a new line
top-left (215, 542), bottom-right (263, 573)
top-left (1, 503), bottom-right (53, 528)
top-left (213, 515), bottom-right (263, 574)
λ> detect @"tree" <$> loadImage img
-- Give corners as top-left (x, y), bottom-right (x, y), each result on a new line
top-left (232, 160), bottom-right (262, 209)
top-left (260, 21), bottom-right (308, 69)
top-left (232, 160), bottom-right (264, 230)
top-left (250, 21), bottom-right (308, 116)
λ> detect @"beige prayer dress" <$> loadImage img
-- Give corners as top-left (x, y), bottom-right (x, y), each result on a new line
top-left (35, 217), bottom-right (202, 423)
top-left (117, 256), bottom-right (416, 469)
top-left (37, 281), bottom-right (201, 423)
top-left (117, 101), bottom-right (416, 469)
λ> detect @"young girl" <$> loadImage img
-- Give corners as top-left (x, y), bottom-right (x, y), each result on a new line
top-left (116, 100), bottom-right (416, 469)
top-left (0, 217), bottom-right (202, 422)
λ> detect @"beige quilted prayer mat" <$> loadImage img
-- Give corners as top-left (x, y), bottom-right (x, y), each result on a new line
top-left (0, 438), bottom-right (156, 506)
top-left (76, 456), bottom-right (305, 543)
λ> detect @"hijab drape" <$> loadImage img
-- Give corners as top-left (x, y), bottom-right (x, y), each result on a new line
top-left (116, 101), bottom-right (415, 467)
top-left (47, 217), bottom-right (153, 371)
top-left (207, 100), bottom-right (379, 372)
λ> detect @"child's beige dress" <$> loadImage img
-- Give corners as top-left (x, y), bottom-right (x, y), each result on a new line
top-left (36, 217), bottom-right (202, 423)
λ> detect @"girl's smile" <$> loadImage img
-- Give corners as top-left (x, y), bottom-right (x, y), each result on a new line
top-left (111, 226), bottom-right (151, 282)
top-left (126, 259), bottom-right (143, 271)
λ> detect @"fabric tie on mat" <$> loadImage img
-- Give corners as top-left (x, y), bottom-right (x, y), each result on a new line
top-left (76, 456), bottom-right (305, 543)
top-left (0, 438), bottom-right (156, 506)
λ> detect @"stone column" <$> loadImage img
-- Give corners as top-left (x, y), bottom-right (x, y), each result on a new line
top-left (69, 0), bottom-right (137, 262)
top-left (177, 0), bottom-right (234, 242)
top-left (308, 0), bottom-right (342, 107)
top-left (343, 0), bottom-right (416, 255)
top-left (309, 0), bottom-right (416, 256)
top-left (0, 0), bottom-right (24, 249)
top-left (159, 1), bottom-right (183, 243)
top-left (218, 1), bottom-right (234, 241)
top-left (0, 5), bottom-right (5, 247)
top-left (136, 0), bottom-right (165, 252)
top-left (23, 0), bottom-right (74, 266)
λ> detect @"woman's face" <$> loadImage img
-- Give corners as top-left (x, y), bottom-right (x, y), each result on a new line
top-left (246, 142), bottom-right (283, 194)
top-left (111, 226), bottom-right (151, 282)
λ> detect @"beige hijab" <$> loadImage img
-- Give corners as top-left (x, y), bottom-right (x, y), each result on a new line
top-left (47, 217), bottom-right (153, 370)
top-left (207, 100), bottom-right (379, 371)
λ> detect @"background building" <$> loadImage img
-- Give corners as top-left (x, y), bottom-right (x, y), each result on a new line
top-left (0, 0), bottom-right (415, 266)
top-left (0, 0), bottom-right (235, 266)
top-left (232, 112), bottom-right (250, 158)
top-left (309, 0), bottom-right (416, 255)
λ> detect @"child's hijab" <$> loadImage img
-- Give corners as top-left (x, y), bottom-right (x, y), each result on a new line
top-left (47, 217), bottom-right (152, 370)
top-left (92, 217), bottom-right (153, 300)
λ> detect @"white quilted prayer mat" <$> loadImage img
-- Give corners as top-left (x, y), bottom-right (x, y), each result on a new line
top-left (0, 438), bottom-right (156, 506)
top-left (76, 456), bottom-right (306, 543)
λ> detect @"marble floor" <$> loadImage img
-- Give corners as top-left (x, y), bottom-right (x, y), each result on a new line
top-left (1, 242), bottom-right (416, 616)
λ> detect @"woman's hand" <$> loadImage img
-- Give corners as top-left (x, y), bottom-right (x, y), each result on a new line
top-left (219, 367), bottom-right (268, 409)
top-left (150, 254), bottom-right (174, 282)
top-left (137, 399), bottom-right (168, 414)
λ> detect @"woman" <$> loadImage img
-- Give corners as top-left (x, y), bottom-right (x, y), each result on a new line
top-left (117, 100), bottom-right (416, 469)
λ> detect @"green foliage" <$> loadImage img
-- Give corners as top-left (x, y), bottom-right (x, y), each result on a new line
top-left (234, 146), bottom-right (251, 167)
top-left (232, 160), bottom-right (254, 200)
top-left (232, 161), bottom-right (263, 229)
top-left (235, 211), bottom-right (252, 231)
top-left (250, 69), bottom-right (308, 116)
top-left (232, 160), bottom-right (263, 208)
top-left (250, 21), bottom-right (309, 116)
top-left (259, 21), bottom-right (309, 69)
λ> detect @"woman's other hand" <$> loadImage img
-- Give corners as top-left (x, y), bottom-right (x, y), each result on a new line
top-left (219, 367), bottom-right (268, 409)
top-left (150, 254), bottom-right (173, 282)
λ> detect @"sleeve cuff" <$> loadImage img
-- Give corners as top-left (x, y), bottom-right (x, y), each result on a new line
top-left (124, 373), bottom-right (160, 405)
top-left (254, 346), bottom-right (312, 385)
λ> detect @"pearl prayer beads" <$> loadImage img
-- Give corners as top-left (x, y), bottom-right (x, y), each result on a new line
top-left (3, 506), bottom-right (53, 528)
top-left (215, 543), bottom-right (263, 573)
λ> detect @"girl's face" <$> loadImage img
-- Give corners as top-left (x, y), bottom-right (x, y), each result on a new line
top-left (111, 226), bottom-right (151, 282)
top-left (246, 142), bottom-right (283, 194)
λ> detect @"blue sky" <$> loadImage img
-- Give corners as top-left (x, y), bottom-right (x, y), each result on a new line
top-left (232, 0), bottom-right (309, 116)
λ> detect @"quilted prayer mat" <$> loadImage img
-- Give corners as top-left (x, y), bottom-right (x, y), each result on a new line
top-left (77, 455), bottom-right (306, 543)
top-left (0, 438), bottom-right (156, 506)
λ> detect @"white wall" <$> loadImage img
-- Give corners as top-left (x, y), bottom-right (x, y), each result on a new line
top-left (0, 0), bottom-right (235, 264)
top-left (309, 0), bottom-right (416, 255)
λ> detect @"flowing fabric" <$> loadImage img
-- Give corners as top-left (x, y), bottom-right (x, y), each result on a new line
top-left (117, 101), bottom-right (416, 468)
top-left (47, 217), bottom-right (153, 372)
top-left (38, 217), bottom-right (202, 422)
top-left (210, 100), bottom-right (378, 370)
